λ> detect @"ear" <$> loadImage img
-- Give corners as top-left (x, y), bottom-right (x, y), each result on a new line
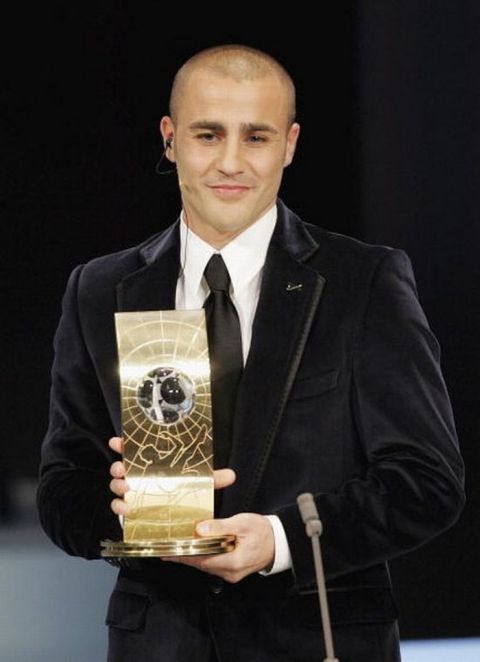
top-left (283, 122), bottom-right (300, 168)
top-left (159, 116), bottom-right (175, 162)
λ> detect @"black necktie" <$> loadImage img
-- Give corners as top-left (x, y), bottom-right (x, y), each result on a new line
top-left (203, 254), bottom-right (243, 471)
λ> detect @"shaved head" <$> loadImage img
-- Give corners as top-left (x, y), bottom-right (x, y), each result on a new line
top-left (170, 44), bottom-right (296, 128)
top-left (159, 44), bottom-right (301, 248)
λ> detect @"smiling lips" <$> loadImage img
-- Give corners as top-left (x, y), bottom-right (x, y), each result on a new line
top-left (209, 184), bottom-right (250, 198)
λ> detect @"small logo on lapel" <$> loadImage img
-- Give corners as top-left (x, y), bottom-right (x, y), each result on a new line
top-left (286, 282), bottom-right (303, 292)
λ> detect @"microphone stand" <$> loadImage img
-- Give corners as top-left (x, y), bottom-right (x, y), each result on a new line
top-left (297, 493), bottom-right (339, 662)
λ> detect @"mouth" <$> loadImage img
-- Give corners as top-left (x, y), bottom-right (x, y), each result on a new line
top-left (208, 185), bottom-right (251, 199)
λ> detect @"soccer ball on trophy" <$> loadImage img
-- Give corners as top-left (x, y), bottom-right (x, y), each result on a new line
top-left (136, 367), bottom-right (195, 425)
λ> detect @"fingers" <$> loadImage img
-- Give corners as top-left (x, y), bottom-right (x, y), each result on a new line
top-left (110, 477), bottom-right (129, 497)
top-left (107, 440), bottom-right (236, 519)
top-left (213, 468), bottom-right (236, 490)
top-left (195, 514), bottom-right (247, 538)
top-left (108, 437), bottom-right (129, 516)
top-left (109, 441), bottom-right (235, 488)
top-left (110, 460), bottom-right (126, 478)
top-left (108, 437), bottom-right (123, 454)
top-left (110, 497), bottom-right (130, 516)
top-left (196, 519), bottom-right (223, 537)
top-left (109, 475), bottom-right (130, 515)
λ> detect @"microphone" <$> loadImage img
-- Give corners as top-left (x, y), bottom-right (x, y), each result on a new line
top-left (297, 493), bottom-right (339, 662)
top-left (155, 140), bottom-right (176, 176)
top-left (297, 492), bottom-right (323, 536)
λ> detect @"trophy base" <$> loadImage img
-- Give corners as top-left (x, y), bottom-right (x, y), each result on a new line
top-left (101, 535), bottom-right (236, 558)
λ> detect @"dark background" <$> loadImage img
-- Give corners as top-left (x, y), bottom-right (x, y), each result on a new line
top-left (2, 3), bottom-right (479, 640)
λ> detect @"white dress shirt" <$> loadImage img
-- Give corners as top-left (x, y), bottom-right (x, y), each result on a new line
top-left (175, 205), bottom-right (292, 576)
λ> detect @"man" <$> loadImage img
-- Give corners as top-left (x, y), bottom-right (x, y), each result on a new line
top-left (38, 45), bottom-right (465, 662)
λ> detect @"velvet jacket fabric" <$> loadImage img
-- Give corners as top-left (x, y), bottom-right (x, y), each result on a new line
top-left (37, 200), bottom-right (465, 661)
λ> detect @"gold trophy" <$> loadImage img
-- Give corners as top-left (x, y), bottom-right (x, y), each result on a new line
top-left (101, 310), bottom-right (235, 557)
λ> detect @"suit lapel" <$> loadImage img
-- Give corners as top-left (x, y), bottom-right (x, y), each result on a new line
top-left (116, 222), bottom-right (180, 312)
top-left (221, 202), bottom-right (326, 515)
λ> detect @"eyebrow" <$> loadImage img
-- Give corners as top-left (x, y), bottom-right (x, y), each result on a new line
top-left (188, 121), bottom-right (279, 135)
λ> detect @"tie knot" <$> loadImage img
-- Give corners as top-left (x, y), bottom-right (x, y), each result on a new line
top-left (204, 254), bottom-right (231, 293)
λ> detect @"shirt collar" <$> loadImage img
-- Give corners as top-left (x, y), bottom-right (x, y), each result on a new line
top-left (179, 205), bottom-right (277, 298)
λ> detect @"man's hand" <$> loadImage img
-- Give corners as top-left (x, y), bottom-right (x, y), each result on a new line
top-left (108, 437), bottom-right (237, 516)
top-left (109, 437), bottom-right (130, 516)
top-left (162, 514), bottom-right (275, 583)
top-left (108, 437), bottom-right (273, 580)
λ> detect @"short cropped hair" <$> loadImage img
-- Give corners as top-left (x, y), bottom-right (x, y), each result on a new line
top-left (169, 44), bottom-right (296, 127)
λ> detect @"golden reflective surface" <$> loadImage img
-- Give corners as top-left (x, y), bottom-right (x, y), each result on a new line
top-left (102, 535), bottom-right (236, 557)
top-left (124, 476), bottom-right (212, 540)
top-left (101, 310), bottom-right (234, 557)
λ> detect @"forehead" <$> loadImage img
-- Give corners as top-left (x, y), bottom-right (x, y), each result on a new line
top-left (175, 69), bottom-right (291, 129)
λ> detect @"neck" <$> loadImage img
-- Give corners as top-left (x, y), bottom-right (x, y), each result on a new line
top-left (181, 202), bottom-right (276, 250)
top-left (182, 214), bottom-right (256, 250)
top-left (197, 228), bottom-right (245, 250)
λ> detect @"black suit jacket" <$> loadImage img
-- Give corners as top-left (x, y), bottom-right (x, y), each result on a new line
top-left (38, 200), bottom-right (465, 661)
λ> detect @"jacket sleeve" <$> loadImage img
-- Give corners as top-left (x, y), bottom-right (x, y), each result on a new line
top-left (277, 249), bottom-right (465, 587)
top-left (37, 265), bottom-right (122, 559)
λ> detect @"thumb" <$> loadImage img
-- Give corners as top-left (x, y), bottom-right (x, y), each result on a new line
top-left (196, 519), bottom-right (229, 537)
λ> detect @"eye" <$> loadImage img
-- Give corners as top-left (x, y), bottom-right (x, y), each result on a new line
top-left (196, 132), bottom-right (219, 143)
top-left (247, 134), bottom-right (267, 144)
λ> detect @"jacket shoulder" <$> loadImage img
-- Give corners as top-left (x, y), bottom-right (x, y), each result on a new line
top-left (66, 224), bottom-right (177, 301)
top-left (298, 221), bottom-right (414, 292)
top-left (80, 233), bottom-right (161, 281)
top-left (305, 222), bottom-right (399, 263)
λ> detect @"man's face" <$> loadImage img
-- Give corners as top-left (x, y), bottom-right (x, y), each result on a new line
top-left (160, 69), bottom-right (300, 247)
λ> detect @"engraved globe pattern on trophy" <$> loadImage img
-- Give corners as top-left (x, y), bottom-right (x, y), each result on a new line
top-left (118, 312), bottom-right (214, 543)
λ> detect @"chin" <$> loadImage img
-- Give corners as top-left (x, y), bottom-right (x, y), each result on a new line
top-left (215, 216), bottom-right (251, 235)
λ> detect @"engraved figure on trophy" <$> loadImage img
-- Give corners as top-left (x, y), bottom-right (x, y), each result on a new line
top-left (101, 310), bottom-right (235, 558)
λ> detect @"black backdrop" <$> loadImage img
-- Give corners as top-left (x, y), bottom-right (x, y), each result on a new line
top-left (3, 4), bottom-right (479, 640)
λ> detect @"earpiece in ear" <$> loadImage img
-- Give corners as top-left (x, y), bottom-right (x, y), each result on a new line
top-left (156, 136), bottom-right (176, 175)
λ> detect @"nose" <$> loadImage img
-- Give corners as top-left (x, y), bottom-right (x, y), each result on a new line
top-left (215, 137), bottom-right (244, 177)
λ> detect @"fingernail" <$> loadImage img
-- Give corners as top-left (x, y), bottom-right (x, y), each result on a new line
top-left (197, 523), bottom-right (210, 535)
